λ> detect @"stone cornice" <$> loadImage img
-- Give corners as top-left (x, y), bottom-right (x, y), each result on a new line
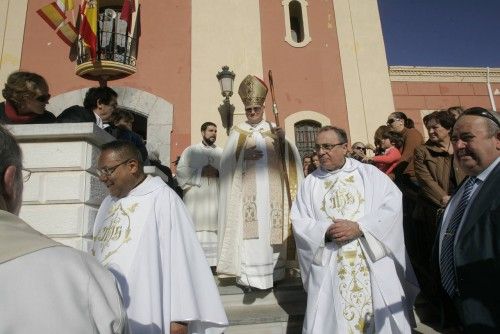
top-left (389, 66), bottom-right (500, 83)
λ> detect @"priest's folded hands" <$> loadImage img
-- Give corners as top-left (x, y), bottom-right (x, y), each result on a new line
top-left (326, 219), bottom-right (364, 244)
top-left (243, 146), bottom-right (264, 161)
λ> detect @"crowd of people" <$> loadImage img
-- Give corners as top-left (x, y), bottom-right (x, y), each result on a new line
top-left (1, 70), bottom-right (499, 333)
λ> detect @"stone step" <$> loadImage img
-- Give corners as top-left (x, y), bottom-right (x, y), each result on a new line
top-left (218, 278), bottom-right (306, 308)
top-left (217, 279), bottom-right (443, 333)
top-left (217, 278), bottom-right (307, 333)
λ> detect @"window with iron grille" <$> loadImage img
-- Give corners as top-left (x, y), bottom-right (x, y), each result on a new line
top-left (294, 120), bottom-right (321, 158)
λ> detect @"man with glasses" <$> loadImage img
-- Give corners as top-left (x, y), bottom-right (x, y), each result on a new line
top-left (92, 140), bottom-right (227, 334)
top-left (0, 126), bottom-right (128, 333)
top-left (217, 75), bottom-right (302, 290)
top-left (291, 126), bottom-right (418, 333)
top-left (435, 107), bottom-right (500, 332)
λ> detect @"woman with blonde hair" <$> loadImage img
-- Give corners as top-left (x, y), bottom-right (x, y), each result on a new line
top-left (1, 71), bottom-right (55, 124)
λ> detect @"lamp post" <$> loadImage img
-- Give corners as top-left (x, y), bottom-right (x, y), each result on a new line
top-left (216, 66), bottom-right (236, 135)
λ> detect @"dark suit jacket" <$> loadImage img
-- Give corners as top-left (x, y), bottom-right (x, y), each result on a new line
top-left (433, 162), bottom-right (500, 333)
top-left (56, 105), bottom-right (96, 123)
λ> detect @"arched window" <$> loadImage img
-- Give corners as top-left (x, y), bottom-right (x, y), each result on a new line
top-left (282, 0), bottom-right (311, 47)
top-left (294, 120), bottom-right (321, 158)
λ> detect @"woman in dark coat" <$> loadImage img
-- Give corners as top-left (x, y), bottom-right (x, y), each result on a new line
top-left (413, 110), bottom-right (465, 317)
top-left (0, 71), bottom-right (55, 124)
top-left (386, 111), bottom-right (424, 273)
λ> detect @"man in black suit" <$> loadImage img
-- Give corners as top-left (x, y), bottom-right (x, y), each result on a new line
top-left (56, 86), bottom-right (117, 128)
top-left (436, 107), bottom-right (500, 333)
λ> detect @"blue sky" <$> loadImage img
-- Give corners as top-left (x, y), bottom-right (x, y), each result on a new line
top-left (378, 0), bottom-right (500, 67)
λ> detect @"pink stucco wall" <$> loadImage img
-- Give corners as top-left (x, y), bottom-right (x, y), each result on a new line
top-left (391, 81), bottom-right (500, 132)
top-left (21, 0), bottom-right (191, 164)
top-left (259, 0), bottom-right (348, 130)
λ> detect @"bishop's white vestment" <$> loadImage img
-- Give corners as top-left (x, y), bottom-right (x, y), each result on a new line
top-left (217, 120), bottom-right (302, 289)
top-left (92, 176), bottom-right (228, 334)
top-left (176, 142), bottom-right (223, 266)
top-left (291, 159), bottom-right (419, 333)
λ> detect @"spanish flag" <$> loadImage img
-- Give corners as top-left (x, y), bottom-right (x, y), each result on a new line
top-left (57, 21), bottom-right (78, 46)
top-left (36, 2), bottom-right (66, 30)
top-left (56, 0), bottom-right (75, 11)
top-left (80, 0), bottom-right (98, 60)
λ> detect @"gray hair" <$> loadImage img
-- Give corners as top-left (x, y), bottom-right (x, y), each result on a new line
top-left (101, 140), bottom-right (144, 170)
top-left (0, 125), bottom-right (22, 176)
top-left (317, 125), bottom-right (348, 144)
top-left (0, 126), bottom-right (22, 209)
top-left (487, 111), bottom-right (500, 136)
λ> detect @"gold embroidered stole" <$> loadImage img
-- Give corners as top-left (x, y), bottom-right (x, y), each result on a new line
top-left (321, 172), bottom-right (373, 333)
top-left (234, 127), bottom-right (285, 245)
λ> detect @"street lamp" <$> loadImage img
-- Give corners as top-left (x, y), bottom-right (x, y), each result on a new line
top-left (216, 66), bottom-right (236, 134)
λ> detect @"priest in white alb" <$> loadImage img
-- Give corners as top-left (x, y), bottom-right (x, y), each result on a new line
top-left (291, 126), bottom-right (419, 333)
top-left (217, 75), bottom-right (302, 289)
top-left (92, 140), bottom-right (228, 334)
top-left (176, 122), bottom-right (223, 267)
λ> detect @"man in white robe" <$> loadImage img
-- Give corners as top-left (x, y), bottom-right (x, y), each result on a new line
top-left (0, 125), bottom-right (128, 334)
top-left (92, 140), bottom-right (228, 334)
top-left (217, 75), bottom-right (302, 289)
top-left (176, 122), bottom-right (223, 267)
top-left (291, 126), bottom-right (419, 333)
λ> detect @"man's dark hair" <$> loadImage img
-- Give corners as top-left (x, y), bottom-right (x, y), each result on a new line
top-left (317, 125), bottom-right (348, 144)
top-left (381, 130), bottom-right (404, 149)
top-left (201, 122), bottom-right (217, 132)
top-left (423, 110), bottom-right (456, 130)
top-left (83, 87), bottom-right (118, 111)
top-left (101, 140), bottom-right (144, 169)
top-left (0, 125), bottom-right (22, 199)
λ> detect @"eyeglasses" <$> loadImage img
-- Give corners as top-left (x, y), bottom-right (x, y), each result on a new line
top-left (314, 143), bottom-right (346, 151)
top-left (245, 107), bottom-right (262, 113)
top-left (22, 168), bottom-right (32, 183)
top-left (462, 108), bottom-right (500, 127)
top-left (96, 159), bottom-right (131, 177)
top-left (353, 146), bottom-right (366, 151)
top-left (35, 94), bottom-right (51, 103)
top-left (386, 118), bottom-right (399, 125)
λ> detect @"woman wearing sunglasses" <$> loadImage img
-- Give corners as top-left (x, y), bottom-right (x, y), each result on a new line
top-left (1, 71), bottom-right (55, 124)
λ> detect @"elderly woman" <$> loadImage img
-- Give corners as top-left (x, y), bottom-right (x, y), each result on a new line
top-left (413, 110), bottom-right (465, 303)
top-left (1, 71), bottom-right (55, 124)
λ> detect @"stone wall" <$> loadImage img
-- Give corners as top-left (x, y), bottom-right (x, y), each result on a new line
top-left (8, 123), bottom-right (168, 252)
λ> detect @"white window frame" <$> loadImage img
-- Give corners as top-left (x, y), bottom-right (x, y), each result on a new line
top-left (282, 0), bottom-right (312, 47)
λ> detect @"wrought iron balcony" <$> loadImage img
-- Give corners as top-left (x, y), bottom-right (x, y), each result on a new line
top-left (75, 30), bottom-right (137, 80)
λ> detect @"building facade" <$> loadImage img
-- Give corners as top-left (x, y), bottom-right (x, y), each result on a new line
top-left (2, 0), bottom-right (500, 165)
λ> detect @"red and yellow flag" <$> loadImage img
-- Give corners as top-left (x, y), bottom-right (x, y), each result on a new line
top-left (36, 2), bottom-right (66, 30)
top-left (56, 0), bottom-right (75, 11)
top-left (80, 0), bottom-right (98, 60)
top-left (57, 21), bottom-right (78, 46)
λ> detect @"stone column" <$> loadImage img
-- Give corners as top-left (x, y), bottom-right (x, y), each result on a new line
top-left (333, 0), bottom-right (395, 144)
